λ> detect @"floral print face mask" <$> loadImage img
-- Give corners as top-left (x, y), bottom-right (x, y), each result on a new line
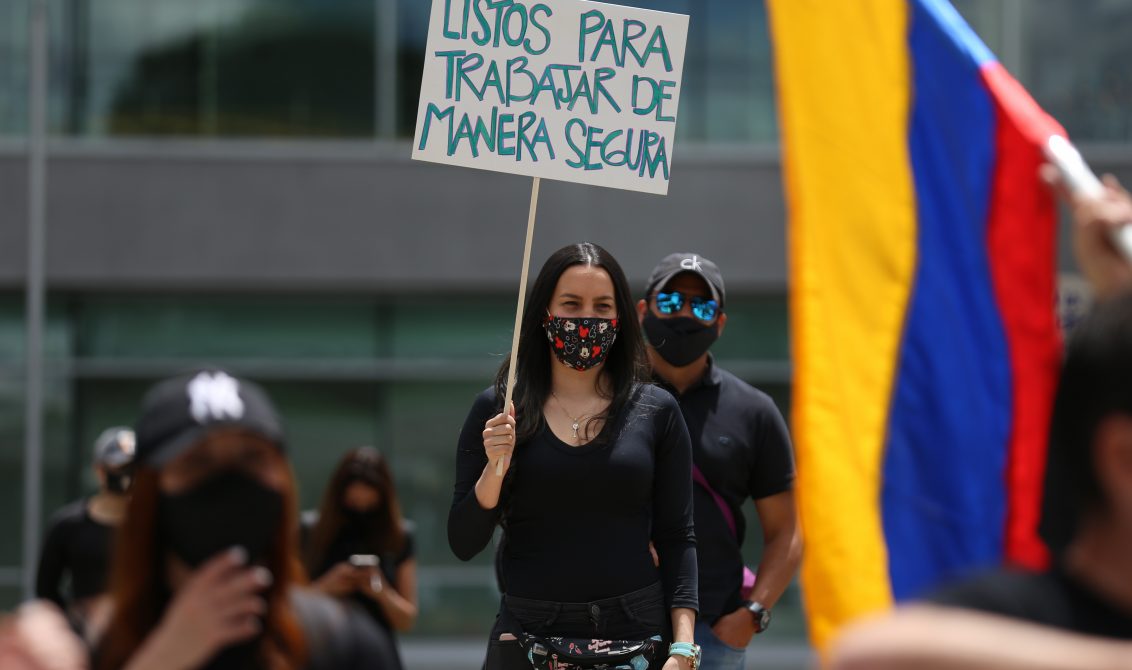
top-left (543, 313), bottom-right (619, 371)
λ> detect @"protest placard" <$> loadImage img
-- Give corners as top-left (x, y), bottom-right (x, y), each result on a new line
top-left (411, 2), bottom-right (689, 471)
top-left (412, 0), bottom-right (689, 195)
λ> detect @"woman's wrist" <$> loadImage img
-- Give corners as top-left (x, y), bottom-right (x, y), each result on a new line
top-left (124, 626), bottom-right (186, 670)
top-left (668, 641), bottom-right (701, 670)
top-left (474, 469), bottom-right (503, 509)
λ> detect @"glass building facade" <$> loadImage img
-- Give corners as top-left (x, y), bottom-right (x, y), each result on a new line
top-left (0, 292), bottom-right (792, 636)
top-left (2, 1), bottom-right (1131, 142)
top-left (2, 0), bottom-right (1131, 659)
top-left (0, 0), bottom-right (783, 142)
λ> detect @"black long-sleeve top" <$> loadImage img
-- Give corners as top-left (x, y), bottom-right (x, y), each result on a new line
top-left (36, 499), bottom-right (115, 608)
top-left (448, 384), bottom-right (698, 611)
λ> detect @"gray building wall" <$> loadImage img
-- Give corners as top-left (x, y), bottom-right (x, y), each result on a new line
top-left (0, 143), bottom-right (790, 292)
top-left (3, 143), bottom-right (1131, 292)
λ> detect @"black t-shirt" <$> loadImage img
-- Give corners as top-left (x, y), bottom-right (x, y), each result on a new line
top-left (656, 359), bottom-right (795, 623)
top-left (301, 512), bottom-right (416, 636)
top-left (36, 499), bottom-right (116, 607)
top-left (91, 588), bottom-right (402, 670)
top-left (449, 383), bottom-right (698, 611)
top-left (928, 565), bottom-right (1132, 638)
top-left (291, 588), bottom-right (403, 670)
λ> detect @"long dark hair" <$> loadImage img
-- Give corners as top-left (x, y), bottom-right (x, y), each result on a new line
top-left (98, 448), bottom-right (307, 670)
top-left (1041, 291), bottom-right (1132, 555)
top-left (304, 447), bottom-right (407, 574)
top-left (494, 242), bottom-right (647, 445)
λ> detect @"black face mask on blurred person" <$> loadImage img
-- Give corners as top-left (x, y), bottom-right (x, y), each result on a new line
top-left (105, 468), bottom-right (132, 494)
top-left (159, 470), bottom-right (283, 568)
top-left (203, 640), bottom-right (259, 670)
top-left (643, 313), bottom-right (720, 367)
top-left (342, 506), bottom-right (379, 528)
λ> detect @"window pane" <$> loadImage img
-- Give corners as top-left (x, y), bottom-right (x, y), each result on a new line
top-left (951, 0), bottom-right (1005, 55)
top-left (699, 2), bottom-right (776, 143)
top-left (0, 1), bottom-right (28, 137)
top-left (387, 380), bottom-right (502, 635)
top-left (0, 295), bottom-right (76, 571)
top-left (57, 0), bottom-right (379, 137)
top-left (396, 0), bottom-right (428, 138)
top-left (711, 294), bottom-right (790, 362)
top-left (74, 297), bottom-right (379, 359)
top-left (1020, 0), bottom-right (1132, 142)
top-left (389, 296), bottom-right (514, 360)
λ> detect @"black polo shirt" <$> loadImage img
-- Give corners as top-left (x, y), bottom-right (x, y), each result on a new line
top-left (655, 357), bottom-right (795, 623)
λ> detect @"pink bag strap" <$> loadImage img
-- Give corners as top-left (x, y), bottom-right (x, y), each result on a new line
top-left (692, 464), bottom-right (737, 538)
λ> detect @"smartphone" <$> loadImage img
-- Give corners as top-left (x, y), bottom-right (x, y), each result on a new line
top-left (348, 554), bottom-right (379, 569)
top-left (1044, 135), bottom-right (1132, 262)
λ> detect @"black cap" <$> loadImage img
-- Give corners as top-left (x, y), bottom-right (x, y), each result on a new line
top-left (644, 253), bottom-right (726, 307)
top-left (134, 369), bottom-right (285, 468)
top-left (93, 427), bottom-right (135, 469)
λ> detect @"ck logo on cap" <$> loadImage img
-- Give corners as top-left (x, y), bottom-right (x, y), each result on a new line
top-left (680, 255), bottom-right (703, 272)
top-left (188, 372), bottom-right (245, 423)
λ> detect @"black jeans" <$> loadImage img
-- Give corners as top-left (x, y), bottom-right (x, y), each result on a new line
top-left (484, 582), bottom-right (669, 669)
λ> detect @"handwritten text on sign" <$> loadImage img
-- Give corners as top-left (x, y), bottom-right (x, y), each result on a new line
top-left (412, 0), bottom-right (689, 195)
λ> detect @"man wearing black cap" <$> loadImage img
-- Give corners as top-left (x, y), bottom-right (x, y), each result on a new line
top-left (638, 253), bottom-right (802, 670)
top-left (35, 426), bottom-right (135, 630)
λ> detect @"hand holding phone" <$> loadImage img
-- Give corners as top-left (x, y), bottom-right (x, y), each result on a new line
top-left (348, 554), bottom-right (379, 569)
top-left (347, 555), bottom-right (385, 594)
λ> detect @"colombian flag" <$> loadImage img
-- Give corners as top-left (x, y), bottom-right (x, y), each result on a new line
top-left (768, 0), bottom-right (1064, 648)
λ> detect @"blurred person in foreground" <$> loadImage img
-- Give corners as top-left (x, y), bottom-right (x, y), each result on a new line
top-left (638, 253), bottom-right (801, 669)
top-left (92, 369), bottom-right (397, 670)
top-left (829, 174), bottom-right (1132, 669)
top-left (36, 427), bottom-right (135, 636)
top-left (0, 601), bottom-right (89, 670)
top-left (303, 447), bottom-right (416, 667)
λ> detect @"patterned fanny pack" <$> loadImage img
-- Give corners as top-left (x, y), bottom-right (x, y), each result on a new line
top-left (518, 634), bottom-right (664, 670)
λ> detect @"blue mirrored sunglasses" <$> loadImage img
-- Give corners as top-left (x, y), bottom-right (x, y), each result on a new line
top-left (655, 291), bottom-right (719, 322)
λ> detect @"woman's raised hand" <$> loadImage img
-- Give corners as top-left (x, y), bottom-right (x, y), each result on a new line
top-left (126, 548), bottom-right (270, 670)
top-left (482, 405), bottom-right (516, 476)
top-left (314, 561), bottom-right (360, 598)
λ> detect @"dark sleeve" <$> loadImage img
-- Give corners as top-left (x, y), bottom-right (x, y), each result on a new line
top-left (447, 389), bottom-right (503, 561)
top-left (925, 569), bottom-right (1045, 620)
top-left (345, 605), bottom-right (403, 670)
top-left (298, 510), bottom-right (318, 558)
top-left (292, 590), bottom-right (402, 670)
top-left (35, 512), bottom-right (72, 607)
top-left (748, 393), bottom-right (796, 500)
top-left (396, 524), bottom-right (416, 565)
top-left (651, 392), bottom-right (699, 612)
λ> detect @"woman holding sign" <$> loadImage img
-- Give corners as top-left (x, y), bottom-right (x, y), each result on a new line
top-left (449, 242), bottom-right (700, 670)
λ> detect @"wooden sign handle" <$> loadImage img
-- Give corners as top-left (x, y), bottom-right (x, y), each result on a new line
top-left (498, 177), bottom-right (541, 475)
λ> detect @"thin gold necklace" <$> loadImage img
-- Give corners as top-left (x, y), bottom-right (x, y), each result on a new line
top-left (550, 391), bottom-right (594, 440)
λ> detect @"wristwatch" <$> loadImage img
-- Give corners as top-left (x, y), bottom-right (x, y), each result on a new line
top-left (668, 642), bottom-right (701, 670)
top-left (745, 601), bottom-right (771, 633)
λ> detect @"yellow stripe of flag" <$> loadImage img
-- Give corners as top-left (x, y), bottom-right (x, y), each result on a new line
top-left (767, 0), bottom-right (917, 650)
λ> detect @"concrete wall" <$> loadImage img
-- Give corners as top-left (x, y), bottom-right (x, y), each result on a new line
top-left (0, 142), bottom-right (788, 293)
top-left (3, 142), bottom-right (1131, 294)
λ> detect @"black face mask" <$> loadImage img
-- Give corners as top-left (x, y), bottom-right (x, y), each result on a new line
top-left (643, 313), bottom-right (720, 367)
top-left (202, 640), bottom-right (259, 670)
top-left (159, 470), bottom-right (284, 568)
top-left (105, 469), bottom-right (132, 494)
top-left (342, 506), bottom-right (379, 527)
